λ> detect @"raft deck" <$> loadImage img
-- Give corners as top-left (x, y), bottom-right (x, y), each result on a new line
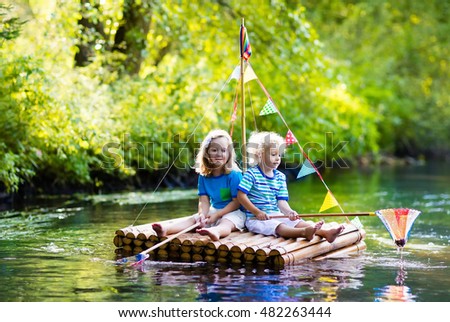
top-left (114, 217), bottom-right (366, 268)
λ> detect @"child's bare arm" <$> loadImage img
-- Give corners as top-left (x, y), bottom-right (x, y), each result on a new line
top-left (198, 195), bottom-right (210, 215)
top-left (210, 198), bottom-right (240, 219)
top-left (237, 191), bottom-right (268, 220)
top-left (278, 200), bottom-right (298, 220)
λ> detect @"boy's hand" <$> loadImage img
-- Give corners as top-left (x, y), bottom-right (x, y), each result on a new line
top-left (288, 210), bottom-right (299, 221)
top-left (255, 211), bottom-right (269, 221)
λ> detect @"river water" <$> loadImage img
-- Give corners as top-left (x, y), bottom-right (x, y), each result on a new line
top-left (0, 162), bottom-right (448, 302)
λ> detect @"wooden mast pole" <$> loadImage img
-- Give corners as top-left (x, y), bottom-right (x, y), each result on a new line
top-left (240, 18), bottom-right (247, 171)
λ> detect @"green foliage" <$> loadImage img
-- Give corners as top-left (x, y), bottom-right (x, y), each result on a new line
top-left (0, 3), bottom-right (25, 43)
top-left (303, 0), bottom-right (450, 155)
top-left (0, 0), bottom-right (447, 193)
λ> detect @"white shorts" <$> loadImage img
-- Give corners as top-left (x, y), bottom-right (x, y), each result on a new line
top-left (195, 207), bottom-right (246, 231)
top-left (245, 212), bottom-right (302, 236)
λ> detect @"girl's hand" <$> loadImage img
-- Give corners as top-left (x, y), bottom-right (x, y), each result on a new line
top-left (196, 213), bottom-right (208, 228)
top-left (255, 211), bottom-right (269, 221)
top-left (288, 210), bottom-right (299, 221)
top-left (206, 212), bottom-right (221, 225)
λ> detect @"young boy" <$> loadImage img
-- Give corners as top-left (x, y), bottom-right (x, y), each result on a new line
top-left (237, 131), bottom-right (344, 242)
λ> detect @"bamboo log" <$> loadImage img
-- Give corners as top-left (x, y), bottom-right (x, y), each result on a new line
top-left (126, 231), bottom-right (138, 239)
top-left (269, 236), bottom-right (323, 257)
top-left (137, 231), bottom-right (156, 241)
top-left (180, 252), bottom-right (192, 262)
top-left (133, 239), bottom-right (144, 247)
top-left (219, 232), bottom-right (260, 256)
top-left (193, 245), bottom-right (204, 254)
top-left (217, 257), bottom-right (228, 264)
top-left (256, 238), bottom-right (297, 262)
top-left (157, 237), bottom-right (169, 250)
top-left (204, 243), bottom-right (217, 256)
top-left (149, 235), bottom-right (159, 243)
top-left (192, 253), bottom-right (204, 262)
top-left (268, 225), bottom-right (359, 257)
top-left (145, 240), bottom-right (156, 248)
top-left (273, 229), bottom-right (365, 267)
top-left (217, 232), bottom-right (256, 253)
top-left (168, 239), bottom-right (181, 252)
top-left (181, 240), bottom-right (193, 253)
top-left (169, 251), bottom-right (180, 260)
top-left (157, 249), bottom-right (169, 261)
top-left (116, 216), bottom-right (196, 236)
top-left (231, 235), bottom-right (276, 254)
top-left (204, 255), bottom-right (216, 263)
top-left (205, 231), bottom-right (250, 250)
top-left (193, 237), bottom-right (210, 247)
top-left (113, 235), bottom-right (123, 247)
top-left (122, 237), bottom-right (133, 245)
top-left (231, 257), bottom-right (242, 265)
top-left (313, 241), bottom-right (367, 261)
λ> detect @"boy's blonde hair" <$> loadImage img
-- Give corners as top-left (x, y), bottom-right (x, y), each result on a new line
top-left (195, 129), bottom-right (240, 176)
top-left (247, 131), bottom-right (286, 167)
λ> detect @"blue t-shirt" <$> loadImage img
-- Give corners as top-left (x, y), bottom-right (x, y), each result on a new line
top-left (237, 166), bottom-right (289, 216)
top-left (198, 170), bottom-right (242, 209)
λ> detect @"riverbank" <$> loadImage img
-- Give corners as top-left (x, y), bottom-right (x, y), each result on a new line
top-left (1, 153), bottom-right (446, 209)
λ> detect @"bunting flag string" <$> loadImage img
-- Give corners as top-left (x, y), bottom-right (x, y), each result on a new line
top-left (259, 99), bottom-right (277, 115)
top-left (319, 191), bottom-right (340, 212)
top-left (296, 159), bottom-right (316, 179)
top-left (226, 61), bottom-right (349, 224)
top-left (253, 75), bottom-right (349, 223)
top-left (285, 130), bottom-right (298, 146)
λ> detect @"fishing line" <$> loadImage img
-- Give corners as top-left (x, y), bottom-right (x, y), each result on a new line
top-left (130, 71), bottom-right (237, 227)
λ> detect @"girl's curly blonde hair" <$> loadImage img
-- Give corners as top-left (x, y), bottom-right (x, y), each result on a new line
top-left (247, 131), bottom-right (286, 167)
top-left (195, 129), bottom-right (240, 176)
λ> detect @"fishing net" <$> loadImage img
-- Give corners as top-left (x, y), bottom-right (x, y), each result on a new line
top-left (375, 208), bottom-right (421, 247)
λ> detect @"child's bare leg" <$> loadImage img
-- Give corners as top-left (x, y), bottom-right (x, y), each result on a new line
top-left (197, 219), bottom-right (236, 241)
top-left (316, 222), bottom-right (345, 243)
top-left (152, 216), bottom-right (197, 238)
top-left (275, 222), bottom-right (321, 240)
top-left (295, 220), bottom-right (324, 230)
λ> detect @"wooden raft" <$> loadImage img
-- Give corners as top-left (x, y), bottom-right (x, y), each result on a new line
top-left (114, 218), bottom-right (366, 268)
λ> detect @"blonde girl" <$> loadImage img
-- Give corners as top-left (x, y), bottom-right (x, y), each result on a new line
top-left (153, 130), bottom-right (245, 241)
top-left (237, 131), bottom-right (344, 242)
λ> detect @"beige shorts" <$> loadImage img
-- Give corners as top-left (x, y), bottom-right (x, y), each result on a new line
top-left (245, 212), bottom-right (302, 236)
top-left (195, 207), bottom-right (246, 231)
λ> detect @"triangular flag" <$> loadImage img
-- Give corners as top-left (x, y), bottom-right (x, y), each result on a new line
top-left (229, 64), bottom-right (258, 83)
top-left (296, 159), bottom-right (316, 179)
top-left (351, 216), bottom-right (364, 229)
top-left (319, 191), bottom-right (339, 212)
top-left (230, 65), bottom-right (240, 81)
top-left (244, 64), bottom-right (257, 83)
top-left (285, 130), bottom-right (298, 146)
top-left (259, 99), bottom-right (277, 115)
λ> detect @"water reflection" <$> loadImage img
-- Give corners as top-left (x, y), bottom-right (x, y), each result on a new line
top-left (374, 252), bottom-right (416, 302)
top-left (116, 255), bottom-right (369, 302)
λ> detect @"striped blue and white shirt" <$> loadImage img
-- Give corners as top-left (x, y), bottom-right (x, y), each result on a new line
top-left (237, 166), bottom-right (289, 217)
